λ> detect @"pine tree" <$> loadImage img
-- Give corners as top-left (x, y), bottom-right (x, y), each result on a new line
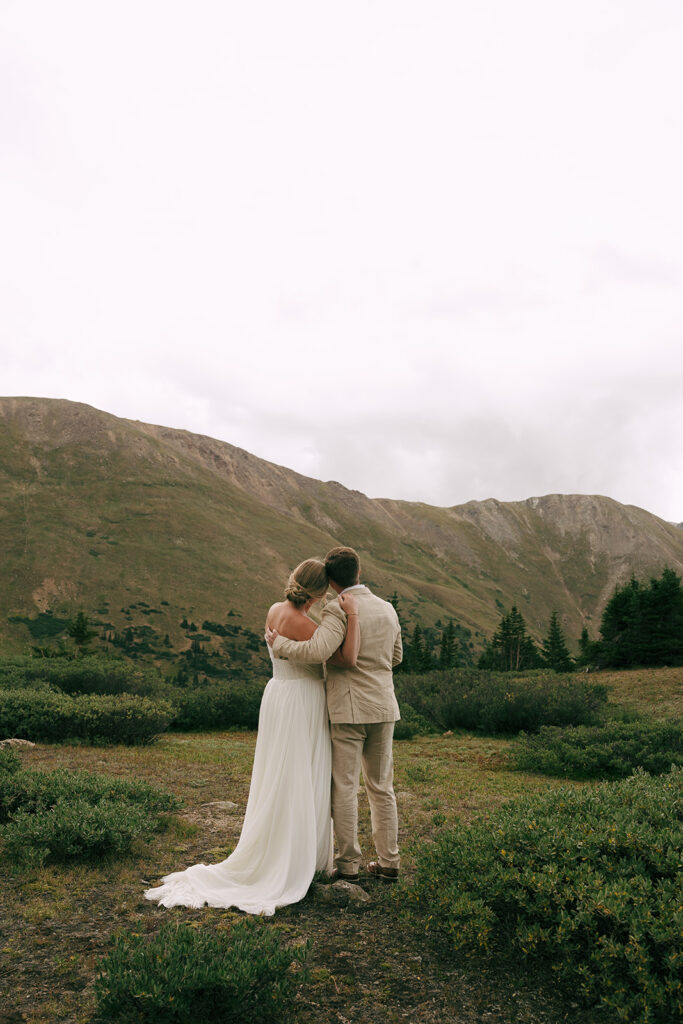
top-left (420, 629), bottom-right (436, 673)
top-left (596, 567), bottom-right (683, 668)
top-left (438, 619), bottom-right (459, 669)
top-left (576, 626), bottom-right (596, 668)
top-left (541, 611), bottom-right (574, 672)
top-left (478, 605), bottom-right (540, 671)
top-left (407, 624), bottom-right (425, 673)
top-left (68, 610), bottom-right (95, 655)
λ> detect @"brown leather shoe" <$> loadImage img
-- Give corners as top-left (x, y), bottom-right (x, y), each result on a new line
top-left (367, 861), bottom-right (399, 883)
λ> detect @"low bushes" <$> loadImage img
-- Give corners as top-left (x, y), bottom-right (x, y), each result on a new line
top-left (93, 919), bottom-right (309, 1023)
top-left (0, 764), bottom-right (180, 866)
top-left (396, 668), bottom-right (608, 734)
top-left (0, 765), bottom-right (181, 821)
top-left (514, 718), bottom-right (683, 779)
top-left (170, 683), bottom-right (263, 732)
top-left (0, 657), bottom-right (264, 737)
top-left (0, 689), bottom-right (173, 745)
top-left (405, 767), bottom-right (682, 1023)
top-left (0, 656), bottom-right (168, 697)
top-left (3, 799), bottom-right (155, 867)
top-left (0, 746), bottom-right (21, 775)
top-left (394, 703), bottom-right (438, 741)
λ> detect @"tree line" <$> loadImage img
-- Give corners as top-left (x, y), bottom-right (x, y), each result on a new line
top-left (476, 566), bottom-right (682, 673)
top-left (13, 567), bottom-right (682, 676)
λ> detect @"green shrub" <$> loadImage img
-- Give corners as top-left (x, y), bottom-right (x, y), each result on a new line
top-left (514, 719), bottom-right (683, 779)
top-left (93, 919), bottom-right (309, 1023)
top-left (1, 799), bottom-right (154, 867)
top-left (0, 747), bottom-right (21, 775)
top-left (0, 766), bottom-right (180, 865)
top-left (0, 655), bottom-right (167, 697)
top-left (169, 683), bottom-right (263, 731)
top-left (405, 768), bottom-right (683, 1022)
top-left (0, 766), bottom-right (181, 823)
top-left (0, 689), bottom-right (173, 744)
top-left (394, 703), bottom-right (438, 741)
top-left (395, 668), bottom-right (608, 734)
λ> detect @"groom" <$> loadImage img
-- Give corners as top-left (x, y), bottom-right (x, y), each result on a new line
top-left (266, 546), bottom-right (402, 883)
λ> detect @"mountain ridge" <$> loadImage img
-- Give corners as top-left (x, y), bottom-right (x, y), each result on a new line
top-left (1, 396), bottom-right (682, 658)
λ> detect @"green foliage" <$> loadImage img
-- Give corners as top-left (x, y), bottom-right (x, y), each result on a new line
top-left (405, 768), bottom-right (683, 1023)
top-left (0, 689), bottom-right (173, 744)
top-left (0, 765), bottom-right (180, 866)
top-left (7, 610), bottom-right (71, 638)
top-left (438, 620), bottom-right (459, 669)
top-left (576, 625), bottom-right (596, 668)
top-left (68, 609), bottom-right (96, 653)
top-left (401, 624), bottom-right (431, 673)
top-left (596, 567), bottom-right (683, 668)
top-left (393, 601), bottom-right (472, 675)
top-left (2, 799), bottom-right (153, 867)
top-left (393, 703), bottom-right (438, 741)
top-left (514, 718), bottom-right (683, 779)
top-left (0, 766), bottom-right (180, 822)
top-left (540, 611), bottom-right (574, 672)
top-left (0, 655), bottom-right (167, 697)
top-left (395, 669), bottom-right (607, 734)
top-left (478, 605), bottom-right (541, 672)
top-left (169, 683), bottom-right (263, 731)
top-left (0, 746), bottom-right (21, 775)
top-left (93, 919), bottom-right (309, 1023)
top-left (0, 657), bottom-right (263, 735)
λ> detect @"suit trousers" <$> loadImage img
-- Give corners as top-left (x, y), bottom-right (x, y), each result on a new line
top-left (330, 721), bottom-right (400, 873)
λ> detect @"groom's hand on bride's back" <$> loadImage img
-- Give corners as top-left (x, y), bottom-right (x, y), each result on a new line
top-left (265, 627), bottom-right (279, 647)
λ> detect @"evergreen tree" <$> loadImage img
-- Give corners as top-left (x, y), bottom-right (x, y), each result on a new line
top-left (576, 626), bottom-right (597, 668)
top-left (68, 610), bottom-right (95, 655)
top-left (438, 619), bottom-right (459, 669)
top-left (596, 567), bottom-right (683, 668)
top-left (540, 611), bottom-right (574, 672)
top-left (407, 623), bottom-right (425, 673)
top-left (420, 629), bottom-right (436, 672)
top-left (478, 605), bottom-right (540, 671)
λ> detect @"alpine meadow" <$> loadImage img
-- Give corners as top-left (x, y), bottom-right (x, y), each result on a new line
top-left (1, 396), bottom-right (682, 1024)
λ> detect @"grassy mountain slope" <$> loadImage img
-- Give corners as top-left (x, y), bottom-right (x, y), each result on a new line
top-left (1, 397), bottom-right (682, 658)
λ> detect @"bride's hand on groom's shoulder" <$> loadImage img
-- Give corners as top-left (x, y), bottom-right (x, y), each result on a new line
top-left (338, 593), bottom-right (358, 616)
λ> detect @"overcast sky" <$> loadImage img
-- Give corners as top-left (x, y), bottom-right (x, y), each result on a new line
top-left (2, 1), bottom-right (682, 521)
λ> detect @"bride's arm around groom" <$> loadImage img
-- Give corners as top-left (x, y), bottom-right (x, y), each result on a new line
top-left (268, 594), bottom-right (351, 664)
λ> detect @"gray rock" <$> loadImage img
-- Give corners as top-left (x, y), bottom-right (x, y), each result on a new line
top-left (0, 738), bottom-right (36, 749)
top-left (311, 880), bottom-right (371, 907)
top-left (201, 801), bottom-right (238, 812)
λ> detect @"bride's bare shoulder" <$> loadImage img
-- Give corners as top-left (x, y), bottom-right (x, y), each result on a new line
top-left (266, 602), bottom-right (316, 641)
top-left (265, 601), bottom-right (286, 628)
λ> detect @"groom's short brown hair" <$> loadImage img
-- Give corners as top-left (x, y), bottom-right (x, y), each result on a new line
top-left (325, 546), bottom-right (360, 589)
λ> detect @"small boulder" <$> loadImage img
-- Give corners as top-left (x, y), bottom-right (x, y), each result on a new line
top-left (312, 880), bottom-right (371, 908)
top-left (0, 738), bottom-right (36, 749)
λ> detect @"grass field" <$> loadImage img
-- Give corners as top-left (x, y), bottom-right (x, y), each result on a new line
top-left (1, 666), bottom-right (680, 1024)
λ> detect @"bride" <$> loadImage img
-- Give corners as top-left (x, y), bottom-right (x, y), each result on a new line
top-left (144, 559), bottom-right (359, 915)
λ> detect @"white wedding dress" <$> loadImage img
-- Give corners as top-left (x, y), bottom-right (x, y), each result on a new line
top-left (144, 650), bottom-right (333, 915)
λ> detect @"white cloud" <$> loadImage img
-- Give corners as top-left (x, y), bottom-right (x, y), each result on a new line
top-left (1, 0), bottom-right (682, 522)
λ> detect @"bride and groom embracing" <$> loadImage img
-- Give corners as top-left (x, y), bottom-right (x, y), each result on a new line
top-left (145, 545), bottom-right (403, 916)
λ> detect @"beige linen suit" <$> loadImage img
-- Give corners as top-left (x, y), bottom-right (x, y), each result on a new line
top-left (272, 586), bottom-right (402, 873)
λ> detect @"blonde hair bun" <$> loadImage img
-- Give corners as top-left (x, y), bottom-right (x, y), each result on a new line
top-left (284, 559), bottom-right (328, 607)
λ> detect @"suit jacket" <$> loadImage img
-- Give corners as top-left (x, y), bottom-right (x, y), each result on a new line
top-left (271, 585), bottom-right (402, 724)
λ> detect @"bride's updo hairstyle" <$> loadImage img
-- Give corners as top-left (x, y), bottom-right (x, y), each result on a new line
top-left (284, 559), bottom-right (328, 607)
